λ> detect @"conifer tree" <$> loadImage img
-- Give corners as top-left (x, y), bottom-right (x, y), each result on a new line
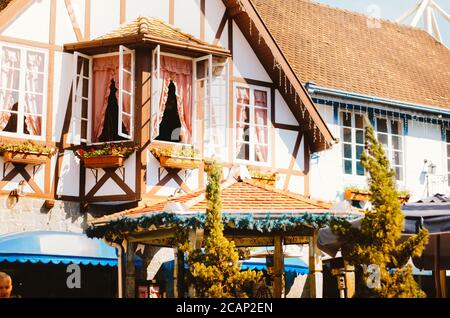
top-left (183, 162), bottom-right (262, 298)
top-left (331, 120), bottom-right (429, 298)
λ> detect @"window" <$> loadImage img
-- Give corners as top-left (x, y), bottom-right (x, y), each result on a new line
top-left (375, 117), bottom-right (404, 181)
top-left (234, 85), bottom-right (270, 164)
top-left (341, 111), bottom-right (365, 176)
top-left (72, 45), bottom-right (135, 145)
top-left (150, 47), bottom-right (228, 157)
top-left (0, 44), bottom-right (47, 139)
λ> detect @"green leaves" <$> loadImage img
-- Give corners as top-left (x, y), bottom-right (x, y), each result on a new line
top-left (332, 119), bottom-right (429, 298)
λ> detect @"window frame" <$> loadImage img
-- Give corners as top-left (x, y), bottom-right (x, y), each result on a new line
top-left (72, 47), bottom-right (135, 146)
top-left (233, 83), bottom-right (272, 166)
top-left (150, 50), bottom-right (209, 148)
top-left (0, 42), bottom-right (49, 141)
top-left (374, 115), bottom-right (405, 182)
top-left (340, 110), bottom-right (366, 177)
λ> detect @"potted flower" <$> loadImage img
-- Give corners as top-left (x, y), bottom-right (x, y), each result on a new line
top-left (76, 143), bottom-right (137, 169)
top-left (150, 146), bottom-right (201, 170)
top-left (344, 186), bottom-right (371, 201)
top-left (249, 170), bottom-right (277, 186)
top-left (0, 141), bottom-right (56, 165)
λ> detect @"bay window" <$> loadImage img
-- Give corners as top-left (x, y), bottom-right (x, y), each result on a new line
top-left (72, 45), bottom-right (135, 145)
top-left (0, 44), bottom-right (47, 139)
top-left (234, 84), bottom-right (270, 164)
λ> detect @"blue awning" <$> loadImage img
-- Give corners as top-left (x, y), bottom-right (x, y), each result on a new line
top-left (241, 258), bottom-right (309, 275)
top-left (0, 231), bottom-right (118, 267)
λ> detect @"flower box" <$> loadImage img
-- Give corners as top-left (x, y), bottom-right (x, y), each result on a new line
top-left (344, 189), bottom-right (371, 201)
top-left (398, 195), bottom-right (410, 204)
top-left (159, 155), bottom-right (201, 170)
top-left (3, 151), bottom-right (48, 165)
top-left (81, 155), bottom-right (125, 169)
top-left (251, 176), bottom-right (277, 186)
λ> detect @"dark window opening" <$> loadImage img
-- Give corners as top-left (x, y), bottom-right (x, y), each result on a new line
top-left (98, 79), bottom-right (129, 142)
top-left (3, 102), bottom-right (30, 135)
top-left (156, 81), bottom-right (181, 143)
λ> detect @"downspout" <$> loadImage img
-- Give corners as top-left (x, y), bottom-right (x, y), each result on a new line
top-left (104, 239), bottom-right (124, 299)
top-left (305, 82), bottom-right (450, 117)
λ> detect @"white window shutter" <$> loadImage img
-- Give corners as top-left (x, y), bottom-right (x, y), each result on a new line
top-left (118, 45), bottom-right (135, 140)
top-left (150, 45), bottom-right (161, 141)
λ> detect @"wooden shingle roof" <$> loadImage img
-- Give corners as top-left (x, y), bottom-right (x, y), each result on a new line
top-left (252, 0), bottom-right (450, 109)
top-left (95, 16), bottom-right (222, 50)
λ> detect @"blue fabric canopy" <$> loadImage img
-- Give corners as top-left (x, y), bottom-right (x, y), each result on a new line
top-left (0, 231), bottom-right (118, 267)
top-left (241, 257), bottom-right (309, 275)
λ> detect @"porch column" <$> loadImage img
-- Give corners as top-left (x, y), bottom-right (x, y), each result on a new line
top-left (434, 235), bottom-right (443, 298)
top-left (344, 263), bottom-right (355, 298)
top-left (125, 241), bottom-right (136, 298)
top-left (308, 231), bottom-right (323, 298)
top-left (187, 228), bottom-right (204, 297)
top-left (173, 248), bottom-right (179, 298)
top-left (273, 236), bottom-right (284, 298)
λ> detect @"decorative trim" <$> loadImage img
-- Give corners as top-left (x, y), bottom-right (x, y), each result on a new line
top-left (283, 132), bottom-right (303, 190)
top-left (120, 0), bottom-right (126, 24)
top-left (84, 0), bottom-right (91, 40)
top-left (169, 0), bottom-right (175, 25)
top-left (213, 10), bottom-right (228, 45)
top-left (64, 0), bottom-right (83, 42)
top-left (233, 77), bottom-right (273, 88)
top-left (0, 35), bottom-right (64, 51)
top-left (0, 0), bottom-right (33, 31)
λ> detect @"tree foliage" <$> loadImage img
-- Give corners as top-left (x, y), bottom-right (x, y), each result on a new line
top-left (181, 162), bottom-right (262, 298)
top-left (331, 120), bottom-right (429, 298)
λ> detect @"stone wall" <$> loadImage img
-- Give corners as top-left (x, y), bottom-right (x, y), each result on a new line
top-left (0, 195), bottom-right (87, 234)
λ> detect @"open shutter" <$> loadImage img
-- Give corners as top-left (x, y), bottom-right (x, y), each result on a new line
top-left (118, 45), bottom-right (135, 140)
top-left (72, 52), bottom-right (92, 145)
top-left (209, 57), bottom-right (229, 159)
top-left (150, 45), bottom-right (160, 140)
top-left (193, 55), bottom-right (212, 151)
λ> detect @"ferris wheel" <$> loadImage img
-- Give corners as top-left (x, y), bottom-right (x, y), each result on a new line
top-left (397, 0), bottom-right (450, 43)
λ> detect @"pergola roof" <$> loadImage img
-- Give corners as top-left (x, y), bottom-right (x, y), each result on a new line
top-left (87, 179), bottom-right (361, 241)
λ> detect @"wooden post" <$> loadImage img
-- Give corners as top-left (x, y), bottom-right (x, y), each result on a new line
top-left (434, 235), bottom-right (442, 298)
top-left (440, 270), bottom-right (447, 298)
top-left (344, 263), bottom-right (355, 298)
top-left (308, 231), bottom-right (323, 298)
top-left (125, 241), bottom-right (136, 298)
top-left (273, 236), bottom-right (284, 298)
top-left (173, 248), bottom-right (179, 298)
top-left (187, 228), bottom-right (204, 297)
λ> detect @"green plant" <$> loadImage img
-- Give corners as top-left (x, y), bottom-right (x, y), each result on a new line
top-left (180, 161), bottom-right (262, 298)
top-left (150, 146), bottom-right (199, 159)
top-left (76, 143), bottom-right (137, 159)
top-left (0, 141), bottom-right (56, 156)
top-left (249, 171), bottom-right (277, 181)
top-left (344, 186), bottom-right (370, 194)
top-left (331, 120), bottom-right (429, 298)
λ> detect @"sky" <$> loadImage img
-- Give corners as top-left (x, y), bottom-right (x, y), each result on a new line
top-left (313, 0), bottom-right (450, 47)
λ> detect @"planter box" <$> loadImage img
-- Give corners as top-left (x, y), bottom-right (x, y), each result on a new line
top-left (344, 189), bottom-right (371, 201)
top-left (3, 151), bottom-right (48, 165)
top-left (251, 177), bottom-right (276, 186)
top-left (81, 155), bottom-right (125, 169)
top-left (159, 156), bottom-right (201, 170)
top-left (399, 195), bottom-right (410, 204)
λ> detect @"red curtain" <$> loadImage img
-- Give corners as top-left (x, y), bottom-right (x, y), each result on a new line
top-left (92, 55), bottom-right (131, 142)
top-left (254, 90), bottom-right (268, 162)
top-left (24, 51), bottom-right (45, 136)
top-left (156, 56), bottom-right (192, 144)
top-left (236, 87), bottom-right (250, 157)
